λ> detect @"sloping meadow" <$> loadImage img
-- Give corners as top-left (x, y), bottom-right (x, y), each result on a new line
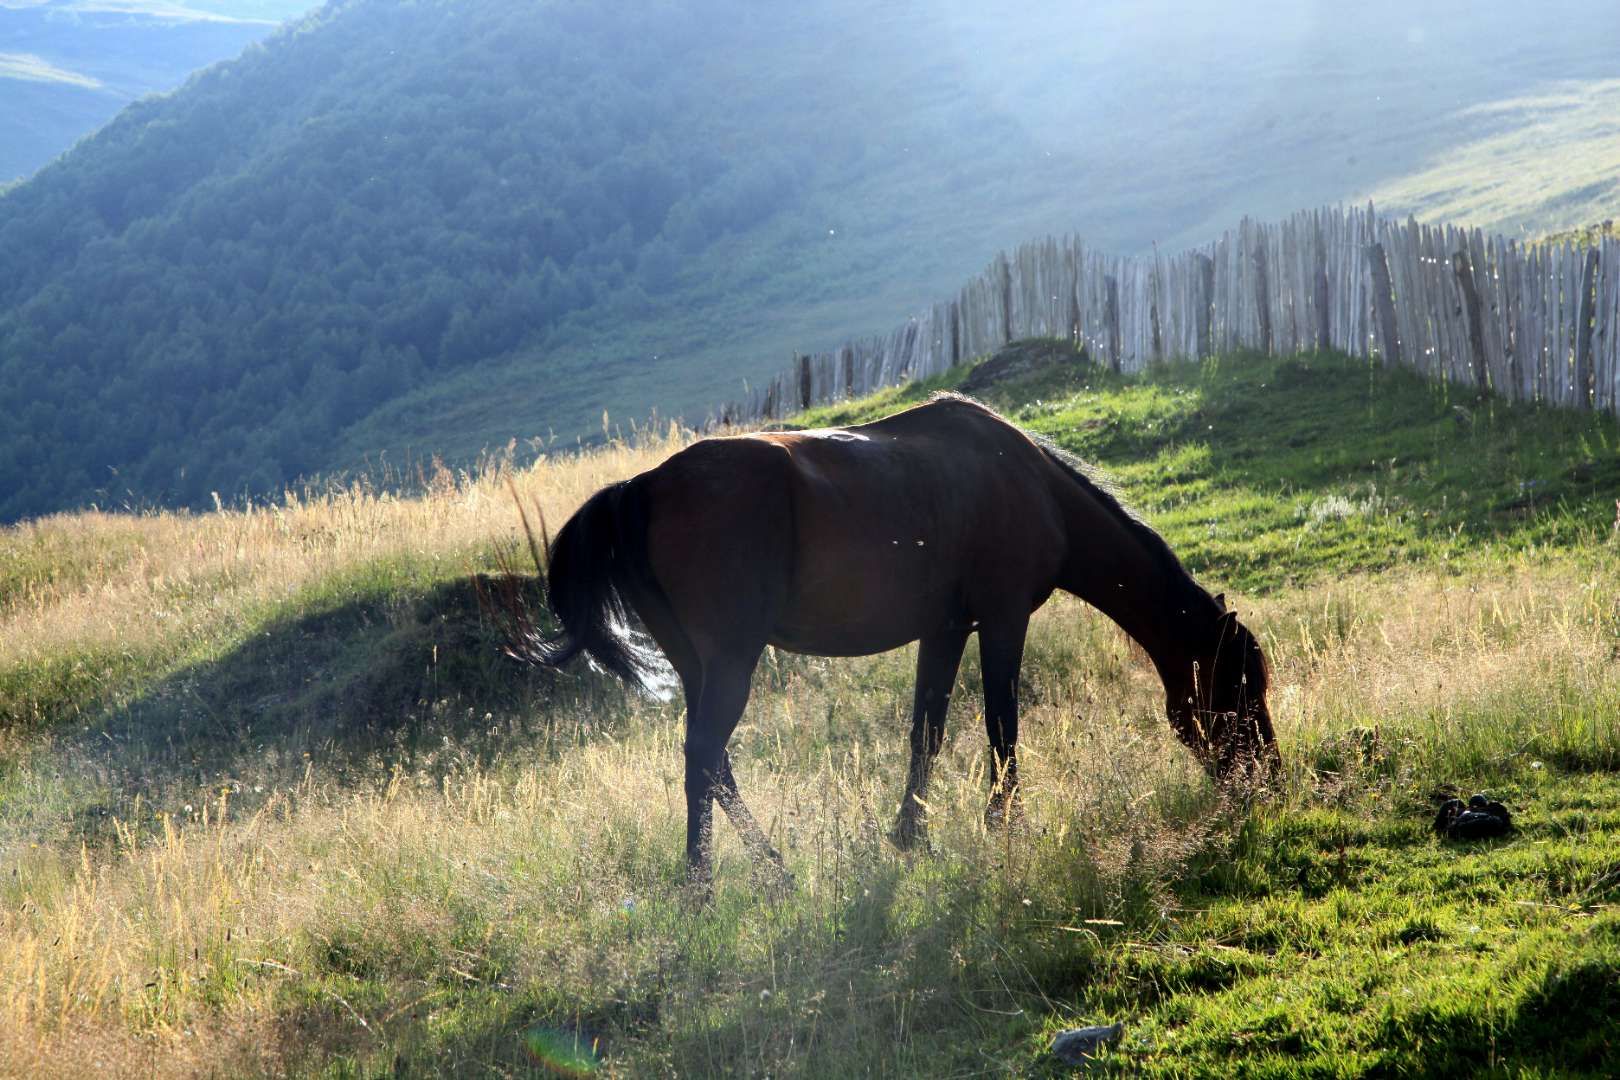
top-left (1, 348), bottom-right (1618, 1075)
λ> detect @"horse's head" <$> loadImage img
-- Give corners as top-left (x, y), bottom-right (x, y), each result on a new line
top-left (1165, 597), bottom-right (1277, 781)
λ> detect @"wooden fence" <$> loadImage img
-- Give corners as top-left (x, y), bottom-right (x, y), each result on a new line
top-left (714, 204), bottom-right (1620, 425)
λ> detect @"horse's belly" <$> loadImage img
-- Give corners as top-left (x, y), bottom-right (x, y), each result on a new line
top-left (769, 550), bottom-right (958, 657)
top-left (767, 621), bottom-right (922, 658)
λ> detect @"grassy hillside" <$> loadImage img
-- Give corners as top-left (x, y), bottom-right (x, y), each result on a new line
top-left (2, 343), bottom-right (1617, 1075)
top-left (1363, 79), bottom-right (1620, 238)
top-left (4, 0), bottom-right (1618, 523)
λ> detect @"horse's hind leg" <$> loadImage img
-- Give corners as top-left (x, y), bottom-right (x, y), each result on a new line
top-left (682, 654), bottom-right (761, 887)
top-left (714, 751), bottom-right (792, 889)
top-left (684, 668), bottom-right (790, 889)
top-left (892, 626), bottom-right (970, 851)
top-left (625, 589), bottom-right (726, 885)
top-left (978, 614), bottom-right (1029, 826)
top-left (620, 578), bottom-right (777, 884)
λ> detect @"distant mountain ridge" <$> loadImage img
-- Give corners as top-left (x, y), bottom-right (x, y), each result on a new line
top-left (1, 0), bottom-right (1616, 523)
top-left (0, 0), bottom-right (313, 184)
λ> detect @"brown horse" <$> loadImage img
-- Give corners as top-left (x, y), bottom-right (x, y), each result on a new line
top-left (524, 393), bottom-right (1275, 882)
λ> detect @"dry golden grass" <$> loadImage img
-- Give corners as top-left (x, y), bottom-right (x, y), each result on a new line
top-left (2, 534), bottom-right (1615, 1073)
top-left (1, 429), bottom-right (691, 665)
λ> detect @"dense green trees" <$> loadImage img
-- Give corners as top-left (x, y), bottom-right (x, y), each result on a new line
top-left (0, 0), bottom-right (859, 520)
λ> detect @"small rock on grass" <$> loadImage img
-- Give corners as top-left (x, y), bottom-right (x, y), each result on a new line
top-left (1051, 1022), bottom-right (1122, 1065)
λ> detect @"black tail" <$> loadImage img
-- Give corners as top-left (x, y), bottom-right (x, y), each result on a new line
top-left (525, 478), bottom-right (670, 692)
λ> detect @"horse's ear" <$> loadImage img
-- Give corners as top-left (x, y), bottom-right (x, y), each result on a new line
top-left (1214, 592), bottom-right (1227, 612)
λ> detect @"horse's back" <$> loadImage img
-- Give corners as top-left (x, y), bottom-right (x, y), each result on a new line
top-left (634, 397), bottom-right (1067, 659)
top-left (772, 398), bottom-right (1066, 652)
top-left (782, 396), bottom-right (1061, 548)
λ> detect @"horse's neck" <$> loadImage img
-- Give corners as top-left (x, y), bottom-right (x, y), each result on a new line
top-left (1054, 488), bottom-right (1206, 675)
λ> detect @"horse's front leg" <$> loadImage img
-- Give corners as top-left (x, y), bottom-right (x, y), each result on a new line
top-left (892, 627), bottom-right (970, 851)
top-left (978, 614), bottom-right (1029, 827)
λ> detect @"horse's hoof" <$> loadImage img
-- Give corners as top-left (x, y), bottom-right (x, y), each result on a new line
top-left (683, 865), bottom-right (715, 905)
top-left (755, 865), bottom-right (797, 900)
top-left (983, 797), bottom-right (1026, 831)
top-left (890, 815), bottom-right (929, 852)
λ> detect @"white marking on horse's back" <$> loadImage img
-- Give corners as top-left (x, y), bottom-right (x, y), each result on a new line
top-left (799, 429), bottom-right (869, 442)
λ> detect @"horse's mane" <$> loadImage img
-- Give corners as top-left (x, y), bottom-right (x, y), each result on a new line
top-left (927, 390), bottom-right (1213, 612)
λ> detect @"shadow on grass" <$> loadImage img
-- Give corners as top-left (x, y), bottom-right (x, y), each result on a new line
top-left (59, 573), bottom-right (630, 834)
top-left (1366, 916), bottom-right (1620, 1076)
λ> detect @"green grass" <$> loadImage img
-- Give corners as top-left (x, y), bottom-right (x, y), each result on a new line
top-left (1096, 772), bottom-right (1620, 1076)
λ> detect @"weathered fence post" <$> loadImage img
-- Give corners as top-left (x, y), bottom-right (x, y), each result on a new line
top-left (991, 252), bottom-right (1004, 341)
top-left (1253, 231), bottom-right (1273, 355)
top-left (1195, 252), bottom-right (1215, 358)
top-left (1504, 241), bottom-right (1523, 398)
top-left (1313, 225), bottom-right (1332, 350)
top-left (1451, 249), bottom-right (1491, 394)
top-left (1104, 274), bottom-right (1122, 371)
top-left (796, 354), bottom-right (813, 411)
top-left (1576, 247), bottom-right (1600, 409)
top-left (1149, 256), bottom-right (1165, 363)
top-left (1066, 245), bottom-right (1083, 347)
top-left (1366, 241), bottom-right (1402, 367)
top-left (947, 300), bottom-right (962, 369)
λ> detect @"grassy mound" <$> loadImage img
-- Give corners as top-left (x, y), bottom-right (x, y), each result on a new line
top-left (1, 345), bottom-right (1617, 1076)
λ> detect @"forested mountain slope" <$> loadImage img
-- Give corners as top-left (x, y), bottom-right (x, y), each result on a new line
top-left (1, 0), bottom-right (1615, 523)
top-left (1, 0), bottom-right (1064, 518)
